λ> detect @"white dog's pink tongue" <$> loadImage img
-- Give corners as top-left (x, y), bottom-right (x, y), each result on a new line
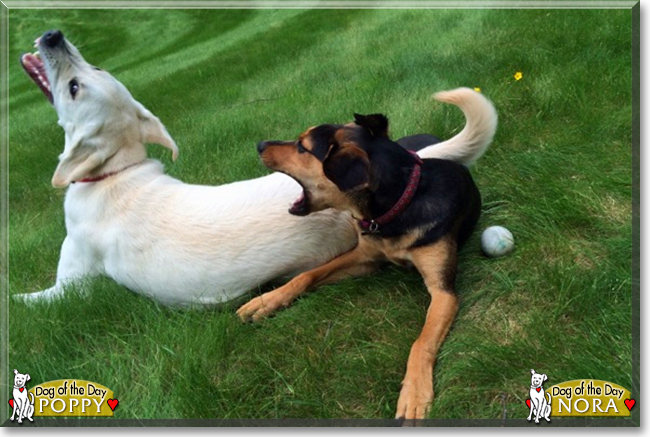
top-left (20, 52), bottom-right (53, 104)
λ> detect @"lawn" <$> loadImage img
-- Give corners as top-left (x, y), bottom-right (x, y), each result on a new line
top-left (5, 8), bottom-right (633, 422)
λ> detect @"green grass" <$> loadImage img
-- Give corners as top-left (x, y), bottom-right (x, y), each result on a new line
top-left (6, 9), bottom-right (632, 420)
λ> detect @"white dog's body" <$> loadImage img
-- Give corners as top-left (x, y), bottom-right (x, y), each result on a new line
top-left (10, 369), bottom-right (34, 424)
top-left (527, 369), bottom-right (552, 423)
top-left (48, 167), bottom-right (356, 305)
top-left (18, 31), bottom-right (496, 306)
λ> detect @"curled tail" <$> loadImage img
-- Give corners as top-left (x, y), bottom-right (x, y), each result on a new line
top-left (416, 87), bottom-right (498, 166)
top-left (29, 392), bottom-right (35, 405)
top-left (546, 392), bottom-right (552, 405)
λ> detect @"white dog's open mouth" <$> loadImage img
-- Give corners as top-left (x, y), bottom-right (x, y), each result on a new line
top-left (20, 43), bottom-right (52, 104)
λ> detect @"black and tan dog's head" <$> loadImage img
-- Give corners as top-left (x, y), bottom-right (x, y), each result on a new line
top-left (258, 114), bottom-right (391, 216)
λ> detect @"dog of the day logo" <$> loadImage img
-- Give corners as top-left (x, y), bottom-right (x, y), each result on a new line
top-left (525, 369), bottom-right (635, 423)
top-left (526, 369), bottom-right (552, 423)
top-left (9, 369), bottom-right (34, 424)
top-left (8, 370), bottom-right (119, 423)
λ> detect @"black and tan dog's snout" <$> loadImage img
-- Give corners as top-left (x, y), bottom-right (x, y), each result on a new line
top-left (257, 140), bottom-right (278, 169)
top-left (257, 140), bottom-right (295, 170)
top-left (256, 140), bottom-right (270, 154)
top-left (257, 140), bottom-right (292, 155)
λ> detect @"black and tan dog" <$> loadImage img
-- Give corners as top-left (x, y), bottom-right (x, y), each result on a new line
top-left (237, 88), bottom-right (497, 420)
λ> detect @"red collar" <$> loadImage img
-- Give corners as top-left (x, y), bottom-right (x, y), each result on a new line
top-left (358, 151), bottom-right (423, 235)
top-left (75, 162), bottom-right (142, 184)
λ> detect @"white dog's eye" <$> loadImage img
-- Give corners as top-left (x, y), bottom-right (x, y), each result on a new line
top-left (69, 79), bottom-right (79, 99)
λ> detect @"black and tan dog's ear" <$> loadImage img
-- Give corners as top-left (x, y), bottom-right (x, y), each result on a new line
top-left (353, 113), bottom-right (389, 138)
top-left (323, 146), bottom-right (370, 192)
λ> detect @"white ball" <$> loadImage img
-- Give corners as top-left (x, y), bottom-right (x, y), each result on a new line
top-left (481, 226), bottom-right (515, 258)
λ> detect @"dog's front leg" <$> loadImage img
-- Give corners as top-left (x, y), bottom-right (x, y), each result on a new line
top-left (15, 399), bottom-right (25, 424)
top-left (533, 398), bottom-right (542, 423)
top-left (395, 239), bottom-right (458, 421)
top-left (527, 399), bottom-right (535, 421)
top-left (542, 399), bottom-right (551, 422)
top-left (237, 243), bottom-right (377, 322)
top-left (14, 236), bottom-right (100, 303)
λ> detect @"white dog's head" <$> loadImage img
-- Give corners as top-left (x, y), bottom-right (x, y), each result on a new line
top-left (13, 369), bottom-right (30, 388)
top-left (530, 369), bottom-right (547, 388)
top-left (20, 30), bottom-right (178, 188)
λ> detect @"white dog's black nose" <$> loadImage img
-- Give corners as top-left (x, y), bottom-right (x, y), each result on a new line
top-left (43, 30), bottom-right (64, 48)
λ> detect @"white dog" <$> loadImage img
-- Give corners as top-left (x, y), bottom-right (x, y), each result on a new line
top-left (10, 369), bottom-right (35, 424)
top-left (16, 30), bottom-right (496, 306)
top-left (527, 369), bottom-right (552, 423)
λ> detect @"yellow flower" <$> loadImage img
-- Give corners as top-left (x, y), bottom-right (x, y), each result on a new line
top-left (474, 87), bottom-right (481, 93)
top-left (514, 71), bottom-right (523, 81)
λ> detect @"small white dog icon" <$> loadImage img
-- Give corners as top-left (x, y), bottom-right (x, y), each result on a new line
top-left (527, 369), bottom-right (551, 423)
top-left (10, 369), bottom-right (34, 424)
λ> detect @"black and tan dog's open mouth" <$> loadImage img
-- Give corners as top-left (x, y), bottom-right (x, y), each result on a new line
top-left (289, 190), bottom-right (310, 216)
top-left (20, 41), bottom-right (52, 104)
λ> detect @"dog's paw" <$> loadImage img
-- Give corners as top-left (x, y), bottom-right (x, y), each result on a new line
top-left (12, 288), bottom-right (64, 304)
top-left (395, 379), bottom-right (433, 420)
top-left (236, 291), bottom-right (286, 322)
top-left (12, 292), bottom-right (37, 304)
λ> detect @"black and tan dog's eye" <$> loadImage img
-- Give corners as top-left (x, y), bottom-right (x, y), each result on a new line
top-left (296, 141), bottom-right (307, 154)
top-left (69, 79), bottom-right (79, 99)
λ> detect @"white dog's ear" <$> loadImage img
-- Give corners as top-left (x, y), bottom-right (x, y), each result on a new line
top-left (25, 374), bottom-right (30, 382)
top-left (531, 369), bottom-right (535, 375)
top-left (51, 126), bottom-right (108, 188)
top-left (14, 369), bottom-right (18, 375)
top-left (52, 150), bottom-right (105, 188)
top-left (135, 102), bottom-right (179, 161)
top-left (542, 374), bottom-right (547, 382)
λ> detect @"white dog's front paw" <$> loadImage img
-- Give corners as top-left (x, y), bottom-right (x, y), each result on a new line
top-left (12, 292), bottom-right (46, 305)
top-left (13, 286), bottom-right (65, 304)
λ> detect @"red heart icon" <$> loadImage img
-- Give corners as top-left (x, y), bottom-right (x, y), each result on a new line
top-left (107, 399), bottom-right (119, 411)
top-left (8, 399), bottom-right (14, 408)
top-left (19, 388), bottom-right (24, 393)
top-left (536, 388), bottom-right (541, 392)
top-left (526, 399), bottom-right (531, 408)
top-left (624, 399), bottom-right (635, 411)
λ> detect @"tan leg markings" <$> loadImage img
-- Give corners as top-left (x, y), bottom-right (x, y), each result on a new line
top-left (236, 242), bottom-right (379, 322)
top-left (395, 238), bottom-right (459, 420)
